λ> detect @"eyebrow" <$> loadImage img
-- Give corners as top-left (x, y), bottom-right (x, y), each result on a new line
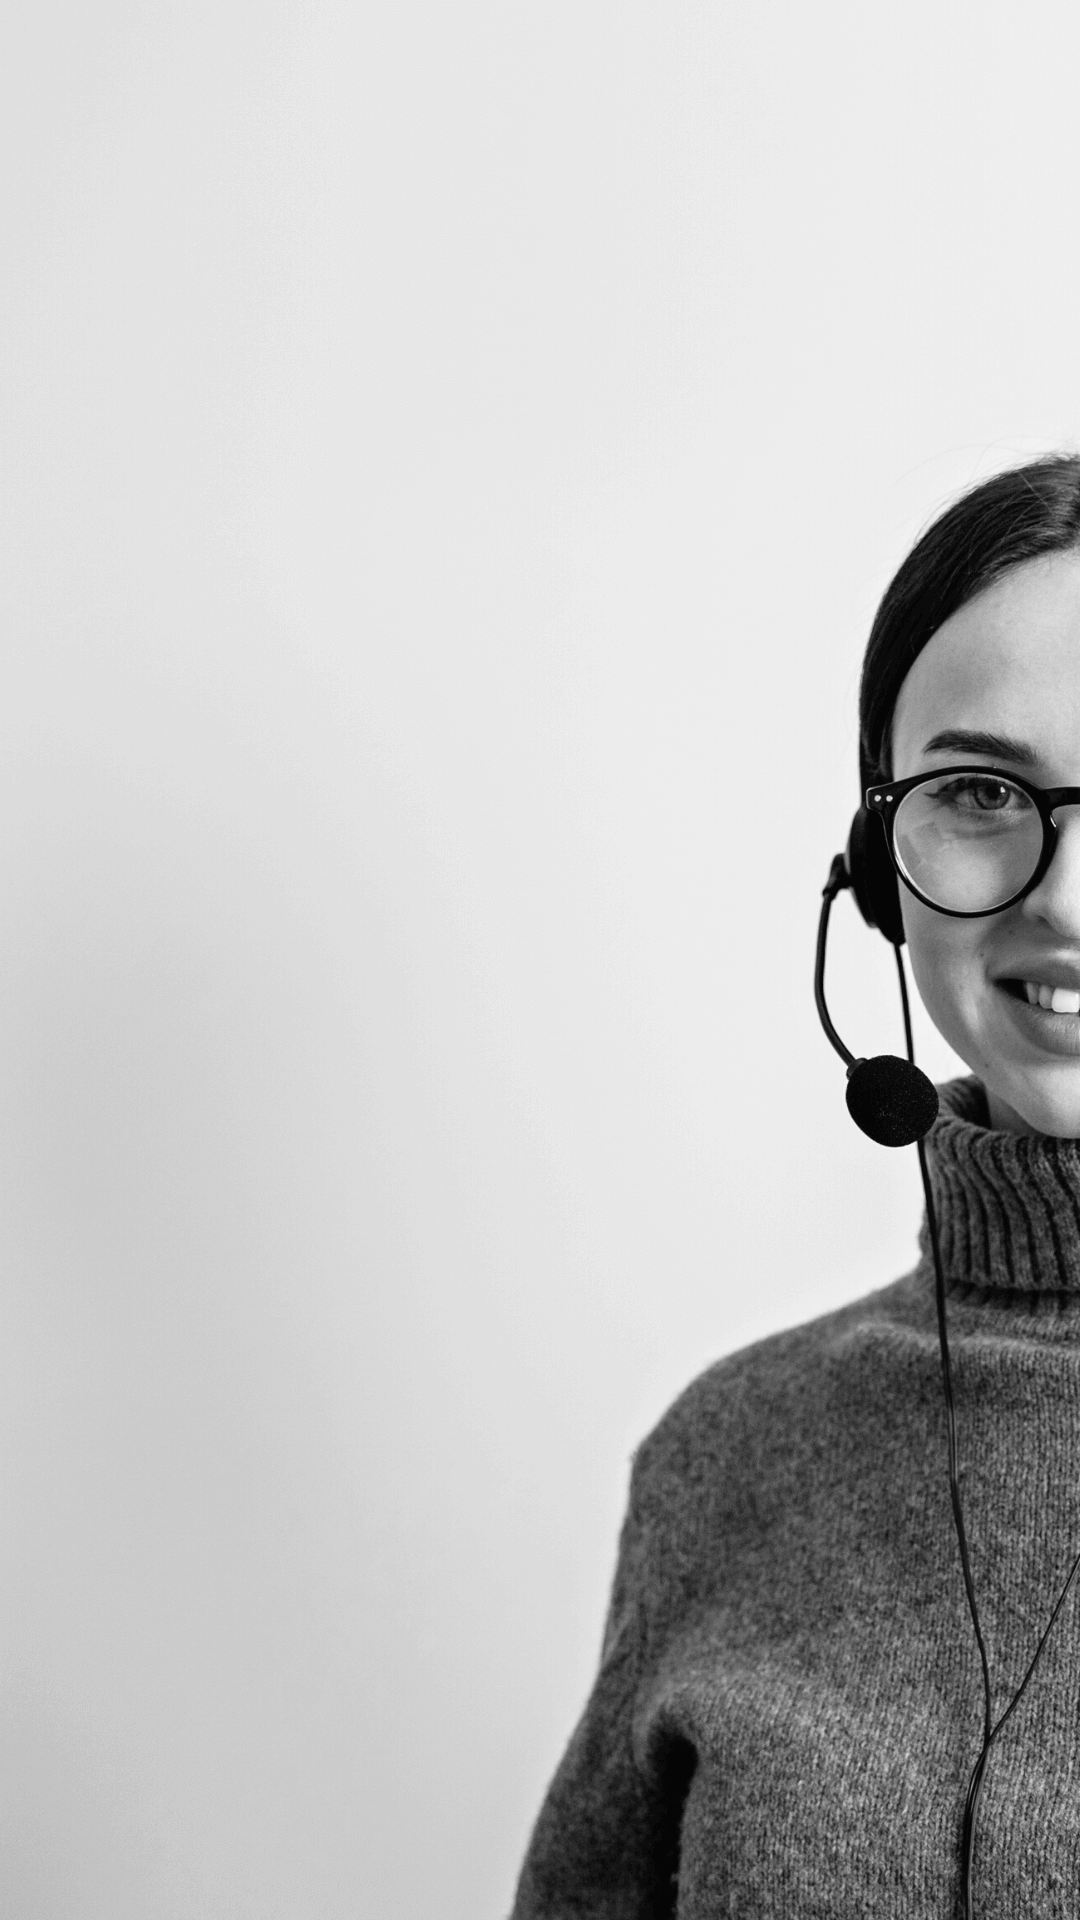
top-left (921, 728), bottom-right (1041, 767)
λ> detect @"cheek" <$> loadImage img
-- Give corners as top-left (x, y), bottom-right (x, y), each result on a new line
top-left (900, 898), bottom-right (988, 1052)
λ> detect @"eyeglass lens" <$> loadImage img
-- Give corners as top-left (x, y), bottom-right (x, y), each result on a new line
top-left (893, 773), bottom-right (1045, 912)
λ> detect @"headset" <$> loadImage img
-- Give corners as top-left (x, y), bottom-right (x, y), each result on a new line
top-left (816, 798), bottom-right (1080, 1920)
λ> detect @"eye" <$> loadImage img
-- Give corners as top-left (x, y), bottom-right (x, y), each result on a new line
top-left (932, 774), bottom-right (1032, 814)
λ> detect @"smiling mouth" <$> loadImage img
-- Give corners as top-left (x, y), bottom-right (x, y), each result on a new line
top-left (1000, 980), bottom-right (1080, 1014)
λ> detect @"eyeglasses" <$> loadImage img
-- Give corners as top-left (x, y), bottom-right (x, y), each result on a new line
top-left (867, 765), bottom-right (1080, 917)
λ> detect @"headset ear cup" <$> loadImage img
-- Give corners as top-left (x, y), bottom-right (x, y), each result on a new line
top-left (847, 806), bottom-right (906, 946)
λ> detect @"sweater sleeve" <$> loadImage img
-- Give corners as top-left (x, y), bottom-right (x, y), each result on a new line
top-left (509, 1448), bottom-right (696, 1920)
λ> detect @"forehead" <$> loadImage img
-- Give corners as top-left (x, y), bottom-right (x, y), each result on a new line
top-left (890, 552), bottom-right (1080, 778)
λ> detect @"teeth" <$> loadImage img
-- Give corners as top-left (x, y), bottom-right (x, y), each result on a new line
top-left (1023, 981), bottom-right (1080, 1013)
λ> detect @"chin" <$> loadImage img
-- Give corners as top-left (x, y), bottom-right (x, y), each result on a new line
top-left (984, 1063), bottom-right (1080, 1139)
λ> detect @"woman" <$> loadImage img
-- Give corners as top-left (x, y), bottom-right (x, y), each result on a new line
top-left (511, 454), bottom-right (1080, 1918)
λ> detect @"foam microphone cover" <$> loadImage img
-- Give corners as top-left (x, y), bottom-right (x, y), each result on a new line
top-left (845, 1055), bottom-right (939, 1147)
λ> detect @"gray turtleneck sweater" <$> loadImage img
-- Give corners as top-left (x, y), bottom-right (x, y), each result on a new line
top-left (511, 1079), bottom-right (1080, 1918)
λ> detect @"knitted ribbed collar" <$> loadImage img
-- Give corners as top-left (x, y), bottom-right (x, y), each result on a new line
top-left (923, 1077), bottom-right (1080, 1294)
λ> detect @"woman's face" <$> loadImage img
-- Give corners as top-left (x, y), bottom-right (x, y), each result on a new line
top-left (891, 550), bottom-right (1080, 1137)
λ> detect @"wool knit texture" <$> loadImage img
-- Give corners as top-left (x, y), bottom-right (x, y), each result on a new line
top-left (511, 1079), bottom-right (1080, 1919)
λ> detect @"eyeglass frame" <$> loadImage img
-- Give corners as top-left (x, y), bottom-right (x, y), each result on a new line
top-left (866, 764), bottom-right (1080, 919)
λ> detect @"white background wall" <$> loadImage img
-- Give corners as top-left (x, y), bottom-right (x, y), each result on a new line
top-left (2, 5), bottom-right (1080, 1916)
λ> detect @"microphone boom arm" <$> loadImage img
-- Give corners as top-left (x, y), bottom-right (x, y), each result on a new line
top-left (815, 853), bottom-right (857, 1071)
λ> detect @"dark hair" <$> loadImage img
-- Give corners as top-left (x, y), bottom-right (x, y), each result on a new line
top-left (858, 454), bottom-right (1080, 795)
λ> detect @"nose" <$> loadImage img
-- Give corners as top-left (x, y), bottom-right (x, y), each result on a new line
top-left (1022, 803), bottom-right (1080, 935)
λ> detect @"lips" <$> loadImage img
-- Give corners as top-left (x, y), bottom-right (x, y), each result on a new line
top-left (998, 977), bottom-right (1080, 1014)
top-left (997, 980), bottom-right (1080, 1056)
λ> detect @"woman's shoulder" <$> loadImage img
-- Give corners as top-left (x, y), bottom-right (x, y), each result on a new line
top-left (628, 1273), bottom-right (926, 1513)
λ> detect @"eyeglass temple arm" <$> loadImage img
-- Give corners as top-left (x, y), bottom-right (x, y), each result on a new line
top-left (815, 855), bottom-right (857, 1071)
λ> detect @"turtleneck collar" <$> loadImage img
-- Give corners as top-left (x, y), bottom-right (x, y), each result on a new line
top-left (922, 1077), bottom-right (1080, 1295)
